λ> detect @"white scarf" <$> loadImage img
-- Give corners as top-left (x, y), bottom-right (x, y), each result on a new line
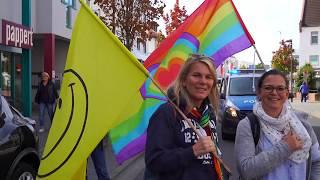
top-left (253, 101), bottom-right (312, 163)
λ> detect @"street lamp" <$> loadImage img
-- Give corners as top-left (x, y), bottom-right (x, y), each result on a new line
top-left (285, 39), bottom-right (293, 102)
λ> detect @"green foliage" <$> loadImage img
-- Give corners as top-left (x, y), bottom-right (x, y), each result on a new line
top-left (271, 40), bottom-right (299, 74)
top-left (94, 0), bottom-right (165, 50)
top-left (156, 30), bottom-right (166, 45)
top-left (255, 63), bottom-right (264, 69)
top-left (240, 64), bottom-right (247, 69)
top-left (296, 63), bottom-right (316, 89)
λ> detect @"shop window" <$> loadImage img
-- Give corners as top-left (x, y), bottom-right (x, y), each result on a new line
top-left (310, 55), bottom-right (319, 66)
top-left (311, 31), bottom-right (318, 45)
top-left (0, 51), bottom-right (12, 97)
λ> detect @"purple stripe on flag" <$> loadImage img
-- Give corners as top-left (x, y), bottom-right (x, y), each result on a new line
top-left (115, 133), bottom-right (147, 164)
top-left (212, 35), bottom-right (252, 67)
top-left (140, 63), bottom-right (160, 99)
top-left (180, 32), bottom-right (200, 50)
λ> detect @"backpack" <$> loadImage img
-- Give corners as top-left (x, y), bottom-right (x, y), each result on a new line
top-left (247, 113), bottom-right (260, 146)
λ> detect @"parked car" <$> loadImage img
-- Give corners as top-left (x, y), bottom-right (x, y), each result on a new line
top-left (0, 95), bottom-right (40, 179)
top-left (220, 69), bottom-right (264, 139)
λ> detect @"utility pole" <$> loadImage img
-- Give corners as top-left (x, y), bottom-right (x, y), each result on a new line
top-left (285, 39), bottom-right (294, 102)
top-left (290, 51), bottom-right (293, 102)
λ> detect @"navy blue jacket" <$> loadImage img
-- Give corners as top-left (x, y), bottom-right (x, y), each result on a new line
top-left (145, 102), bottom-right (219, 180)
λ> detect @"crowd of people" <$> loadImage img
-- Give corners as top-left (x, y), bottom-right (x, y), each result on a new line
top-left (144, 55), bottom-right (320, 180)
top-left (36, 54), bottom-right (320, 180)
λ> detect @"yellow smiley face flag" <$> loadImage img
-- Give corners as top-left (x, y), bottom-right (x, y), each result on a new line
top-left (37, 0), bottom-right (150, 179)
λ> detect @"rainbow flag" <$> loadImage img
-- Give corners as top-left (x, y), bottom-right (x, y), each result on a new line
top-left (110, 0), bottom-right (254, 164)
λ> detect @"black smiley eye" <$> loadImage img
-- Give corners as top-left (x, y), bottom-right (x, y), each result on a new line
top-left (58, 98), bottom-right (62, 109)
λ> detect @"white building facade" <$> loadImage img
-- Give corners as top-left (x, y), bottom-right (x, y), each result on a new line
top-left (0, 0), bottom-right (79, 115)
top-left (299, 28), bottom-right (320, 70)
top-left (1, 0), bottom-right (158, 114)
top-left (298, 0), bottom-right (320, 89)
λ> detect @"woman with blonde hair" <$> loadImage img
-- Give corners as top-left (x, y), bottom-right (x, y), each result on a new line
top-left (145, 54), bottom-right (225, 180)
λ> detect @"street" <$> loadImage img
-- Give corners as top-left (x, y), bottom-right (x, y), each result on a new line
top-left (37, 99), bottom-right (320, 180)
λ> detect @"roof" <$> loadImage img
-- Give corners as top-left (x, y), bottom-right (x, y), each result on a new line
top-left (300, 0), bottom-right (320, 30)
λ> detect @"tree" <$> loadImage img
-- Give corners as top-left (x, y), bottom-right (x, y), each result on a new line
top-left (94, 0), bottom-right (165, 50)
top-left (163, 0), bottom-right (188, 36)
top-left (271, 40), bottom-right (299, 74)
top-left (255, 63), bottom-right (264, 69)
top-left (156, 30), bottom-right (166, 46)
top-left (296, 63), bottom-right (316, 89)
top-left (240, 64), bottom-right (247, 69)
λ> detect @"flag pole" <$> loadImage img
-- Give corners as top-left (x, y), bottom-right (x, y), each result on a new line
top-left (253, 44), bottom-right (267, 71)
top-left (148, 76), bottom-right (232, 174)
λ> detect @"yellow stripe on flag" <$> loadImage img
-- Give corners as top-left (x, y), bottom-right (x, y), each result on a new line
top-left (37, 0), bottom-right (149, 179)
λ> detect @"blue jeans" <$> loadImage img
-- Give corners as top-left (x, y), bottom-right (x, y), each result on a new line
top-left (91, 141), bottom-right (110, 180)
top-left (39, 103), bottom-right (54, 127)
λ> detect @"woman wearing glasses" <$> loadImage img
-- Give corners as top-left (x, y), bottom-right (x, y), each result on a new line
top-left (145, 55), bottom-right (226, 180)
top-left (235, 69), bottom-right (320, 179)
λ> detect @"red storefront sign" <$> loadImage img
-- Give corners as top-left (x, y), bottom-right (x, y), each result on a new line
top-left (2, 19), bottom-right (33, 49)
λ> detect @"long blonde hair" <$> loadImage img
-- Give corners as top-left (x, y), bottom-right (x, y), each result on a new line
top-left (171, 54), bottom-right (219, 114)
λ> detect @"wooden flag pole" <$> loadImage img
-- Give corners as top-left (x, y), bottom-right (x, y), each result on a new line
top-left (148, 77), bottom-right (232, 174)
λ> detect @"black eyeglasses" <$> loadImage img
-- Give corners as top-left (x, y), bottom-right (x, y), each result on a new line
top-left (262, 85), bottom-right (288, 93)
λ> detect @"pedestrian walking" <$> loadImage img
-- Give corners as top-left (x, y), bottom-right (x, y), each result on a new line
top-left (300, 82), bottom-right (309, 102)
top-left (235, 69), bottom-right (320, 180)
top-left (145, 54), bottom-right (227, 180)
top-left (34, 72), bottom-right (58, 132)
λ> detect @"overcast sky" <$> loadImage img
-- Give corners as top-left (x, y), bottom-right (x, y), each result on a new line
top-left (161, 0), bottom-right (304, 65)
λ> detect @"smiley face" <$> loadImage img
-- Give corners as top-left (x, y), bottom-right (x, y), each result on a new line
top-left (37, 69), bottom-right (88, 178)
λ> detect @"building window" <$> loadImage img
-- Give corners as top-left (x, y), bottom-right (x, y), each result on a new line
top-left (137, 40), bottom-right (140, 50)
top-left (66, 6), bottom-right (72, 29)
top-left (144, 42), bottom-right (147, 53)
top-left (310, 55), bottom-right (319, 66)
top-left (62, 0), bottom-right (76, 28)
top-left (311, 31), bottom-right (318, 44)
top-left (61, 0), bottom-right (76, 9)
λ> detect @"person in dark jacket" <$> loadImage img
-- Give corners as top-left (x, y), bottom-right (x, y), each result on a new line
top-left (145, 54), bottom-right (225, 180)
top-left (299, 82), bottom-right (309, 103)
top-left (35, 72), bottom-right (58, 132)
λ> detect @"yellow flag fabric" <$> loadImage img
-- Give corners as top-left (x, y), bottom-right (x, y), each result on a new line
top-left (37, 1), bottom-right (149, 179)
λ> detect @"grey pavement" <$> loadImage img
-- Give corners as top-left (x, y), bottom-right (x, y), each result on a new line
top-left (289, 99), bottom-right (320, 124)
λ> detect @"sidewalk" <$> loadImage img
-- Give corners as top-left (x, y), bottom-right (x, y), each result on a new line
top-left (290, 98), bottom-right (320, 119)
top-left (290, 98), bottom-right (320, 126)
